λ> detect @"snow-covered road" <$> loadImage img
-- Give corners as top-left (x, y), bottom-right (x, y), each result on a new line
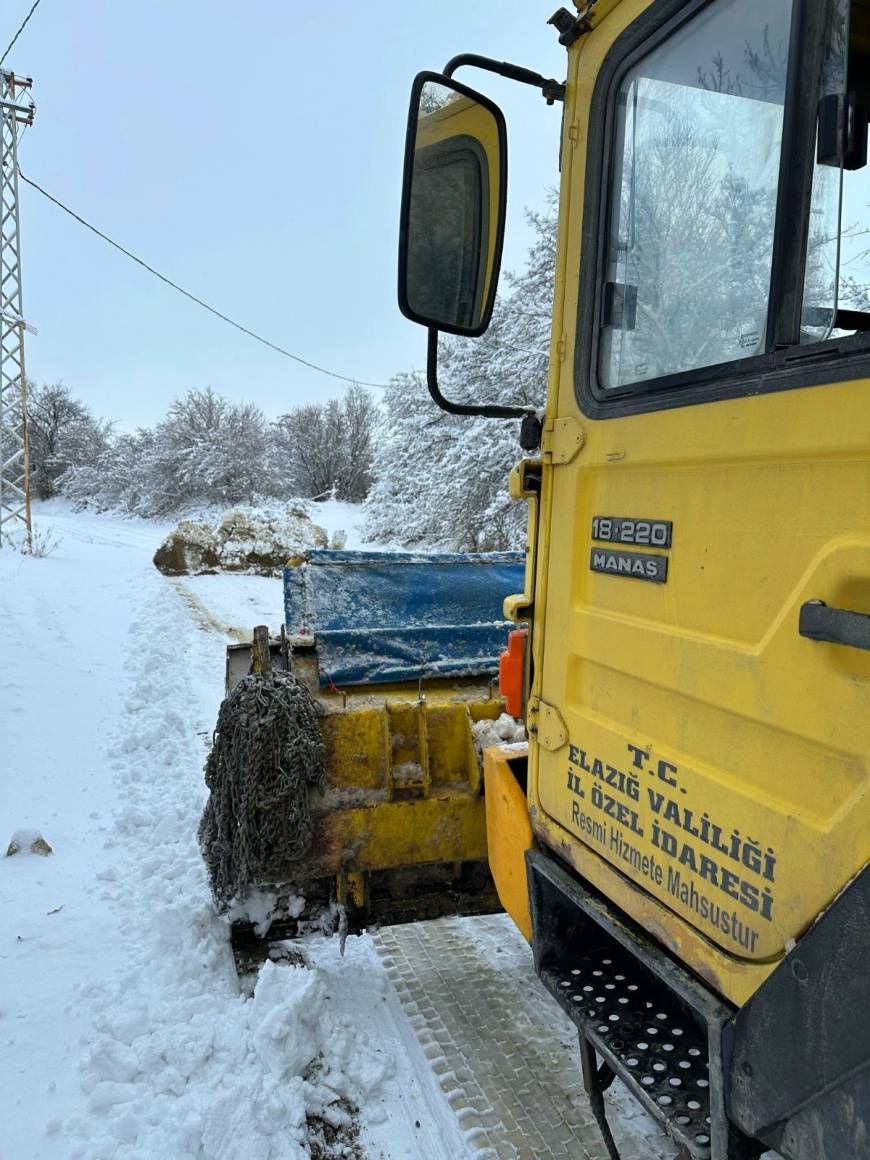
top-left (0, 505), bottom-right (679, 1159)
top-left (1, 508), bottom-right (176, 1153)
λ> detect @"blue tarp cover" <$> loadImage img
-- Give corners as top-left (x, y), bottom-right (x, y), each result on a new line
top-left (283, 550), bottom-right (525, 686)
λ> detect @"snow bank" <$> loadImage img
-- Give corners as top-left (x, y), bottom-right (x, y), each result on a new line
top-left (60, 577), bottom-right (398, 1159)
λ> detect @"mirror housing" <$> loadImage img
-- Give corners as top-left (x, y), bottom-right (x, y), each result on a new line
top-left (398, 71), bottom-right (507, 337)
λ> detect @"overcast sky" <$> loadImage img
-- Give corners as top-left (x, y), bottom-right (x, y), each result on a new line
top-left (5, 1), bottom-right (564, 427)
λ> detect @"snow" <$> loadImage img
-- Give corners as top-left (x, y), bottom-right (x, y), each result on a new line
top-left (175, 573), bottom-right (286, 638)
top-left (471, 712), bottom-right (527, 753)
top-left (307, 498), bottom-right (375, 552)
top-left (0, 503), bottom-right (462, 1159)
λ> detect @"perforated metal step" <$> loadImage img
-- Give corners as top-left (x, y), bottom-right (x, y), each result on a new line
top-left (527, 849), bottom-right (764, 1160)
top-left (540, 947), bottom-right (712, 1158)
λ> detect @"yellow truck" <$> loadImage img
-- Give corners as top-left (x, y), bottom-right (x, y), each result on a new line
top-left (395, 1), bottom-right (870, 1157)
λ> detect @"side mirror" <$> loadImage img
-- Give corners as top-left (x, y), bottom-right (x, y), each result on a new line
top-left (398, 71), bottom-right (507, 337)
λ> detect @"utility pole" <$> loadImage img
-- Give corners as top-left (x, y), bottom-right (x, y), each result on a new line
top-left (0, 68), bottom-right (34, 548)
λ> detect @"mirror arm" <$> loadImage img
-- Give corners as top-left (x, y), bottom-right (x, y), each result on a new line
top-left (427, 328), bottom-right (531, 420)
top-left (442, 54), bottom-right (565, 105)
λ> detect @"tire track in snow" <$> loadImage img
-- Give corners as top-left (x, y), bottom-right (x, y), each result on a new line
top-left (375, 916), bottom-right (681, 1160)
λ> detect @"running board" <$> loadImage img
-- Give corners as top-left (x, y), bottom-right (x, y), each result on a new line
top-left (526, 848), bottom-right (763, 1160)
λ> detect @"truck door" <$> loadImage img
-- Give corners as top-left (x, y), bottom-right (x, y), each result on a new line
top-left (532, 0), bottom-right (870, 988)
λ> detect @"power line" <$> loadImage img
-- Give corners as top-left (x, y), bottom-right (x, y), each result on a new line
top-left (18, 169), bottom-right (390, 389)
top-left (0, 0), bottom-right (43, 68)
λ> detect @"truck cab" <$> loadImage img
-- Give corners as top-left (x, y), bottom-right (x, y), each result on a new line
top-left (398, 2), bottom-right (870, 1157)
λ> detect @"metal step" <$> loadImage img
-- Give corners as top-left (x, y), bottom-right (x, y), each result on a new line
top-left (527, 848), bottom-right (764, 1160)
top-left (540, 947), bottom-right (712, 1158)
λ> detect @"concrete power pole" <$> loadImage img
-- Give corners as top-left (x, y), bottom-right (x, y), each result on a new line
top-left (0, 68), bottom-right (34, 548)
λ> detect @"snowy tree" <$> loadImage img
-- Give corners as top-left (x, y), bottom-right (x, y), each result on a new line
top-left (26, 382), bottom-right (111, 501)
top-left (61, 428), bottom-right (157, 514)
top-left (144, 388), bottom-right (277, 515)
top-left (62, 388), bottom-right (279, 516)
top-left (364, 198), bottom-right (556, 550)
top-left (272, 385), bottom-right (378, 502)
top-left (359, 371), bottom-right (457, 546)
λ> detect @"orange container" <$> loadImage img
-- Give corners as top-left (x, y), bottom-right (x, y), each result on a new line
top-left (498, 627), bottom-right (528, 718)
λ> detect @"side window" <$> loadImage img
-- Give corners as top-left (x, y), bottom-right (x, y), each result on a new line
top-left (801, 0), bottom-right (870, 342)
top-left (599, 0), bottom-right (794, 391)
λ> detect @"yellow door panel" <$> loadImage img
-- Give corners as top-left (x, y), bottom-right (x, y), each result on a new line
top-left (528, 0), bottom-right (870, 993)
top-left (535, 377), bottom-right (870, 968)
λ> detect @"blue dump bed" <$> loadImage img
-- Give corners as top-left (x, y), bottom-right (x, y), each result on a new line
top-left (283, 549), bottom-right (525, 687)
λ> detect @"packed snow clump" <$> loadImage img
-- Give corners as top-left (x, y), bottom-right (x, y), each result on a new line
top-left (472, 713), bottom-right (527, 755)
top-left (153, 504), bottom-right (329, 576)
top-left (228, 888), bottom-right (307, 939)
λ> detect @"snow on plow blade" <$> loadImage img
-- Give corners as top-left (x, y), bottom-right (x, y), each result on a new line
top-left (223, 549), bottom-right (526, 941)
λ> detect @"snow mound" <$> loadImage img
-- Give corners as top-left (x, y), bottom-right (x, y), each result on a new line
top-left (5, 828), bottom-right (53, 857)
top-left (153, 505), bottom-right (329, 576)
top-left (75, 952), bottom-right (389, 1158)
top-left (251, 960), bottom-right (324, 1078)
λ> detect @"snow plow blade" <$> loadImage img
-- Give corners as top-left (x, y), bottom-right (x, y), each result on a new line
top-left (221, 549), bottom-right (526, 942)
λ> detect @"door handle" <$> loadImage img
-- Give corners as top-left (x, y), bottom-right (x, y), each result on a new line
top-left (799, 600), bottom-right (870, 651)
